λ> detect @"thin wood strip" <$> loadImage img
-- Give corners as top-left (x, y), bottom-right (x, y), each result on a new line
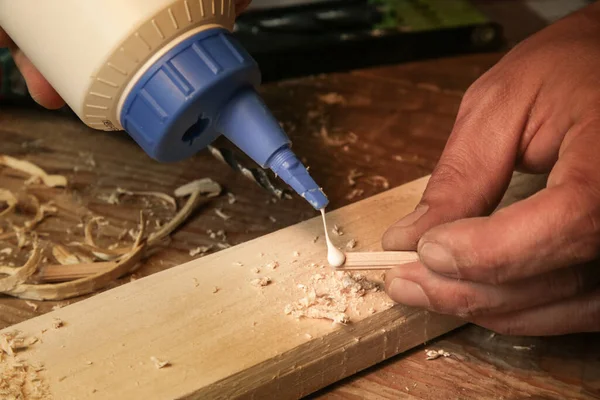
top-left (338, 251), bottom-right (419, 270)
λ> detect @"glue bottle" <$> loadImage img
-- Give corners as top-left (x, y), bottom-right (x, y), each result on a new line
top-left (0, 0), bottom-right (328, 209)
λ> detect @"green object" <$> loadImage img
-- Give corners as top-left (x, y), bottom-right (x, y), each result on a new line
top-left (369, 0), bottom-right (489, 31)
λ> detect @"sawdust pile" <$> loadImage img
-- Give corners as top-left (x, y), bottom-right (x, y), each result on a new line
top-left (284, 270), bottom-right (381, 325)
top-left (0, 330), bottom-right (49, 399)
top-left (0, 155), bottom-right (222, 301)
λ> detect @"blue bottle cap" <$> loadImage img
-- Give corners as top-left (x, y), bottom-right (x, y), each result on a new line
top-left (120, 27), bottom-right (328, 209)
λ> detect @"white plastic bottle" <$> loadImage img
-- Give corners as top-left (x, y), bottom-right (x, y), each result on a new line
top-left (0, 0), bottom-right (329, 209)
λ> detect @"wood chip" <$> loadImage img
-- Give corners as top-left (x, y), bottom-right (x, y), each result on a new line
top-left (345, 189), bottom-right (364, 200)
top-left (347, 169), bottom-right (363, 186)
top-left (364, 175), bottom-right (390, 190)
top-left (0, 189), bottom-right (18, 218)
top-left (317, 92), bottom-right (346, 105)
top-left (332, 225), bottom-right (343, 236)
top-left (264, 261), bottom-right (279, 270)
top-left (319, 127), bottom-right (358, 147)
top-left (212, 286), bottom-right (220, 294)
top-left (25, 301), bottom-right (38, 311)
top-left (268, 216), bottom-right (277, 223)
top-left (227, 193), bottom-right (237, 204)
top-left (189, 246), bottom-right (213, 257)
top-left (0, 155), bottom-right (67, 187)
top-left (346, 239), bottom-right (357, 250)
top-left (425, 349), bottom-right (451, 360)
top-left (52, 319), bottom-right (64, 329)
top-left (215, 208), bottom-right (231, 220)
top-left (150, 356), bottom-right (170, 369)
top-left (250, 277), bottom-right (271, 287)
top-left (251, 267), bottom-right (261, 274)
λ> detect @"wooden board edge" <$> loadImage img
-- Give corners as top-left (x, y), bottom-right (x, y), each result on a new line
top-left (190, 308), bottom-right (465, 399)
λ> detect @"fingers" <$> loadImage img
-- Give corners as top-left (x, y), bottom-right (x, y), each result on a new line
top-left (384, 261), bottom-right (600, 319)
top-left (235, 0), bottom-right (252, 15)
top-left (416, 118), bottom-right (600, 284)
top-left (471, 287), bottom-right (600, 336)
top-left (382, 73), bottom-right (537, 251)
top-left (11, 48), bottom-right (64, 109)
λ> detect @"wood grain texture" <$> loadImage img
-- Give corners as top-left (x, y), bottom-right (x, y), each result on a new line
top-left (1, 52), bottom-right (599, 399)
top-left (340, 251), bottom-right (420, 270)
top-left (0, 171), bottom-right (543, 399)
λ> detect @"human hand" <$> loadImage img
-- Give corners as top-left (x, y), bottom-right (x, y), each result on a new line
top-left (381, 3), bottom-right (600, 336)
top-left (0, 0), bottom-right (252, 110)
top-left (0, 28), bottom-right (64, 109)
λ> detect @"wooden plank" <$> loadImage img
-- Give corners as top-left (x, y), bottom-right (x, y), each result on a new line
top-left (0, 172), bottom-right (547, 400)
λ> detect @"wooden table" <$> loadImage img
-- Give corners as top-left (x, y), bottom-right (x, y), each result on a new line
top-left (1, 52), bottom-right (599, 399)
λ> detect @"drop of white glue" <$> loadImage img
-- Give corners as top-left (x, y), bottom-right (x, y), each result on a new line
top-left (320, 209), bottom-right (345, 267)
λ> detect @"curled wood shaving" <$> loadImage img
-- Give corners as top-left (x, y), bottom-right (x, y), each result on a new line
top-left (0, 155), bottom-right (67, 187)
top-left (115, 188), bottom-right (177, 210)
top-left (364, 175), bottom-right (390, 190)
top-left (52, 244), bottom-right (92, 265)
top-left (0, 242), bottom-right (41, 292)
top-left (0, 176), bottom-right (222, 300)
top-left (174, 178), bottom-right (221, 198)
top-left (0, 189), bottom-right (18, 218)
top-left (425, 349), bottom-right (451, 360)
top-left (149, 179), bottom-right (221, 245)
top-left (346, 239), bottom-right (357, 250)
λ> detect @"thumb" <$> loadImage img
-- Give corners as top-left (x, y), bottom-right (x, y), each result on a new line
top-left (382, 80), bottom-right (530, 250)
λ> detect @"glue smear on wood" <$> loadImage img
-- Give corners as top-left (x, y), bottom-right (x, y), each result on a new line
top-left (320, 209), bottom-right (345, 267)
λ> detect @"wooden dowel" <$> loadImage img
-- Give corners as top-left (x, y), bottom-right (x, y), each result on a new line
top-left (335, 251), bottom-right (419, 271)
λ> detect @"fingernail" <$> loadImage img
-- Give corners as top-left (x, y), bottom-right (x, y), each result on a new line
top-left (389, 278), bottom-right (430, 308)
top-left (419, 242), bottom-right (458, 277)
top-left (394, 204), bottom-right (429, 227)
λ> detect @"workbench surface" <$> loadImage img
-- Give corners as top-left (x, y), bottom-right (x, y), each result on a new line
top-left (1, 52), bottom-right (599, 399)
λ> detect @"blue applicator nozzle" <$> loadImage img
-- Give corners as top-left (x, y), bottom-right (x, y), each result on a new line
top-left (217, 87), bottom-right (329, 210)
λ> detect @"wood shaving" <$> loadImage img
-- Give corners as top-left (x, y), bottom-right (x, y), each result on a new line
top-left (268, 216), bottom-right (277, 223)
top-left (364, 175), bottom-right (390, 190)
top-left (284, 271), bottom-right (379, 325)
top-left (250, 277), bottom-right (271, 287)
top-left (346, 239), bottom-right (357, 250)
top-left (346, 189), bottom-right (364, 200)
top-left (52, 244), bottom-right (92, 265)
top-left (425, 349), bottom-right (451, 360)
top-left (347, 169), bottom-right (363, 186)
top-left (227, 193), bottom-right (236, 204)
top-left (0, 331), bottom-right (49, 399)
top-left (0, 189), bottom-right (18, 218)
top-left (150, 356), bottom-right (170, 369)
top-left (251, 267), bottom-right (261, 274)
top-left (216, 243), bottom-right (231, 249)
top-left (173, 178), bottom-right (221, 198)
top-left (312, 236), bottom-right (319, 243)
top-left (319, 127), bottom-right (358, 147)
top-left (215, 208), bottom-right (231, 220)
top-left (212, 286), bottom-right (220, 294)
top-left (113, 188), bottom-right (177, 210)
top-left (293, 251), bottom-right (300, 257)
top-left (513, 345), bottom-right (534, 351)
top-left (0, 155), bottom-right (67, 187)
top-left (264, 261), bottom-right (279, 270)
top-left (25, 301), bottom-right (38, 311)
top-left (0, 248), bottom-right (13, 255)
top-left (332, 225), bottom-right (343, 236)
top-left (189, 246), bottom-right (213, 257)
top-left (52, 318), bottom-right (64, 329)
top-left (232, 262), bottom-right (243, 267)
top-left (317, 92), bottom-right (346, 105)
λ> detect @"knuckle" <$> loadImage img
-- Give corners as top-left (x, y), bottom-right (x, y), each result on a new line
top-left (450, 288), bottom-right (489, 318)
